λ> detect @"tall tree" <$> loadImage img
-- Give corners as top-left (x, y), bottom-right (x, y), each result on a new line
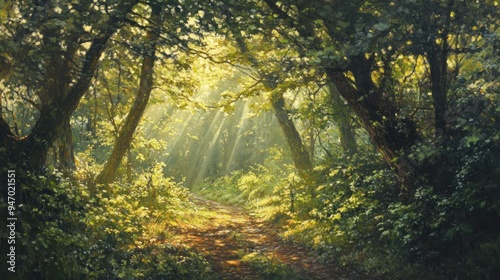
top-left (0, 0), bottom-right (139, 174)
top-left (270, 92), bottom-right (313, 175)
top-left (96, 3), bottom-right (162, 185)
top-left (259, 0), bottom-right (498, 193)
top-left (219, 5), bottom-right (313, 177)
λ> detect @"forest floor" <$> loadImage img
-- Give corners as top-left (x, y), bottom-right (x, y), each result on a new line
top-left (165, 195), bottom-right (371, 280)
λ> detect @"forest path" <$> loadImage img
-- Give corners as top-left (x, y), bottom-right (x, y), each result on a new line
top-left (168, 195), bottom-right (357, 280)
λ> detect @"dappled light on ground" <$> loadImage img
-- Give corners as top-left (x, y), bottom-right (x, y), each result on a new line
top-left (163, 196), bottom-right (360, 280)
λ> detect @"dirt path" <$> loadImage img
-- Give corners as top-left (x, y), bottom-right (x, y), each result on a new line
top-left (167, 196), bottom-right (359, 280)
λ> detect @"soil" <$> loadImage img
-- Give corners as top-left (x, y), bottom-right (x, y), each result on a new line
top-left (167, 196), bottom-right (370, 280)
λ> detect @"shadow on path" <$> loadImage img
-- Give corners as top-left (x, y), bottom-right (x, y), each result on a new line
top-left (166, 196), bottom-right (365, 280)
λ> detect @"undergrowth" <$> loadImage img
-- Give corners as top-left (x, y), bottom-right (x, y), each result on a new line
top-left (192, 110), bottom-right (500, 280)
top-left (239, 252), bottom-right (304, 280)
top-left (1, 164), bottom-right (214, 280)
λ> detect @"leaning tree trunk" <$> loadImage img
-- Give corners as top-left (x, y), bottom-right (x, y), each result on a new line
top-left (271, 92), bottom-right (313, 176)
top-left (95, 4), bottom-right (161, 185)
top-left (222, 8), bottom-right (313, 178)
top-left (326, 55), bottom-right (421, 193)
top-left (262, 0), bottom-right (422, 195)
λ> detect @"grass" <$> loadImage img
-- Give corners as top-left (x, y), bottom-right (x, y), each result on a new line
top-left (240, 252), bottom-right (305, 280)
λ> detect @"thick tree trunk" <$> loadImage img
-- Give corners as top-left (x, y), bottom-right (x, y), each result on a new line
top-left (95, 5), bottom-right (161, 185)
top-left (426, 44), bottom-right (448, 138)
top-left (55, 120), bottom-right (76, 173)
top-left (326, 55), bottom-right (420, 192)
top-left (328, 82), bottom-right (357, 156)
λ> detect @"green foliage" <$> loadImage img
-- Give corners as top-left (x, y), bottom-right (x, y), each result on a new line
top-left (312, 93), bottom-right (500, 278)
top-left (80, 167), bottom-right (211, 279)
top-left (197, 102), bottom-right (500, 279)
top-left (195, 170), bottom-right (245, 205)
top-left (5, 168), bottom-right (212, 280)
top-left (14, 174), bottom-right (89, 280)
top-left (240, 252), bottom-right (303, 280)
top-left (393, 92), bottom-right (500, 278)
top-left (193, 146), bottom-right (296, 221)
top-left (285, 153), bottom-right (399, 274)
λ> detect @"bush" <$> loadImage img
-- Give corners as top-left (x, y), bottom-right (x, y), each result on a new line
top-left (240, 252), bottom-right (303, 280)
top-left (1, 167), bottom-right (212, 280)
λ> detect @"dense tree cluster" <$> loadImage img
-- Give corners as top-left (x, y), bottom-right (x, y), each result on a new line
top-left (1, 0), bottom-right (499, 279)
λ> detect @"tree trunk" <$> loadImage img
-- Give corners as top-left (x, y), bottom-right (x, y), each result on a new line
top-left (425, 43), bottom-right (453, 191)
top-left (126, 149), bottom-right (134, 183)
top-left (328, 82), bottom-right (357, 156)
top-left (0, 97), bottom-right (16, 145)
top-left (271, 92), bottom-right (313, 175)
top-left (426, 44), bottom-right (448, 138)
top-left (0, 1), bottom-right (139, 173)
top-left (221, 7), bottom-right (313, 178)
top-left (55, 119), bottom-right (76, 174)
top-left (326, 55), bottom-right (420, 192)
top-left (95, 4), bottom-right (161, 185)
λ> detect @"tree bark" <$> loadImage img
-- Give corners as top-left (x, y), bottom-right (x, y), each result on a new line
top-left (328, 82), bottom-right (357, 156)
top-left (426, 43), bottom-right (448, 138)
top-left (326, 56), bottom-right (420, 192)
top-left (425, 43), bottom-right (452, 191)
top-left (95, 4), bottom-right (161, 185)
top-left (421, 0), bottom-right (453, 139)
top-left (271, 92), bottom-right (313, 175)
top-left (55, 119), bottom-right (76, 174)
